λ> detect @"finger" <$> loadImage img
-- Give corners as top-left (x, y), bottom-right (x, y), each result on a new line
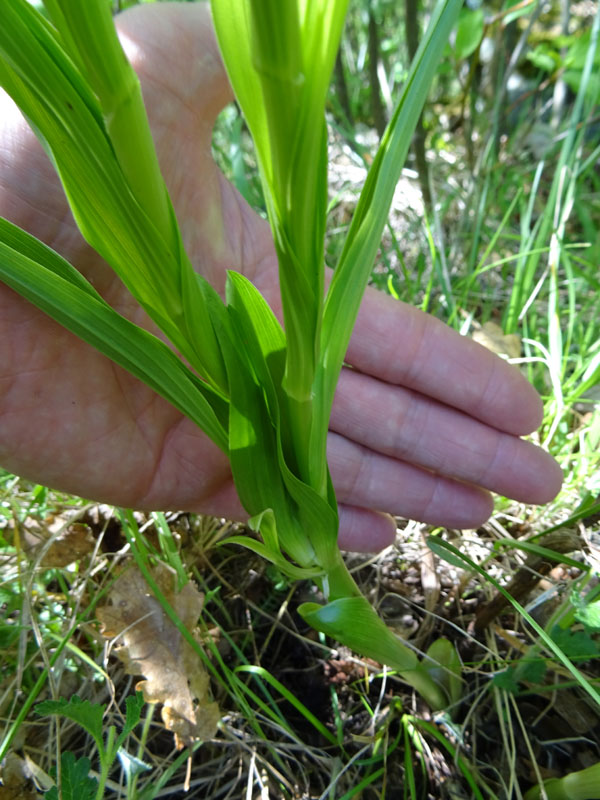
top-left (337, 507), bottom-right (396, 552)
top-left (327, 432), bottom-right (495, 529)
top-left (331, 369), bottom-right (563, 505)
top-left (347, 287), bottom-right (544, 437)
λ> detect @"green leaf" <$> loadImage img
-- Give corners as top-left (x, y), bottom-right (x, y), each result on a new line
top-left (494, 538), bottom-right (589, 573)
top-left (225, 272), bottom-right (339, 569)
top-left (425, 638), bottom-right (463, 707)
top-left (491, 667), bottom-right (520, 694)
top-left (454, 9), bottom-right (485, 60)
top-left (550, 627), bottom-right (599, 661)
top-left (503, 0), bottom-right (536, 24)
top-left (426, 535), bottom-right (470, 570)
top-left (299, 596), bottom-right (448, 710)
top-left (0, 623), bottom-right (20, 648)
top-left (117, 749), bottom-right (152, 782)
top-left (299, 597), bottom-right (418, 672)
top-left (36, 695), bottom-right (104, 751)
top-left (43, 0), bottom-right (173, 244)
top-left (428, 536), bottom-right (600, 707)
top-left (221, 532), bottom-right (324, 580)
top-left (0, 218), bottom-right (229, 453)
top-left (311, 0), bottom-right (463, 480)
top-left (526, 43), bottom-right (560, 73)
top-left (213, 0), bottom-right (349, 474)
top-left (115, 691), bottom-right (145, 751)
top-left (225, 271), bottom-right (286, 424)
top-left (519, 658), bottom-right (548, 685)
top-left (46, 752), bottom-right (97, 800)
top-left (574, 599), bottom-right (600, 631)
top-left (0, 0), bottom-right (227, 391)
top-left (493, 658), bottom-right (548, 693)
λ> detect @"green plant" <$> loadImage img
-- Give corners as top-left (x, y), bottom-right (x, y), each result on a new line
top-left (36, 693), bottom-right (146, 799)
top-left (0, 0), bottom-right (465, 709)
top-left (524, 761), bottom-right (600, 800)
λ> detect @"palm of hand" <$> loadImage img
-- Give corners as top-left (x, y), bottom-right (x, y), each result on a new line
top-left (0, 4), bottom-right (561, 551)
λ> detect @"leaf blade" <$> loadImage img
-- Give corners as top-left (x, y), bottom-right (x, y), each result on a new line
top-left (0, 218), bottom-right (229, 452)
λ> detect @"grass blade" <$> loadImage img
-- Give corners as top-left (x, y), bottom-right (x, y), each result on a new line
top-left (427, 536), bottom-right (600, 707)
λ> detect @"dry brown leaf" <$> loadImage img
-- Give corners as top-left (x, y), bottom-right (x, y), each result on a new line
top-left (472, 320), bottom-right (521, 359)
top-left (39, 523), bottom-right (95, 567)
top-left (13, 514), bottom-right (95, 567)
top-left (0, 754), bottom-right (43, 800)
top-left (97, 563), bottom-right (220, 749)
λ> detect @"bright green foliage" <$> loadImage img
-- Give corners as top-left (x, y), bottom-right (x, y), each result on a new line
top-left (37, 692), bottom-right (146, 799)
top-left (212, 1), bottom-right (347, 422)
top-left (428, 535), bottom-right (600, 708)
top-left (453, 8), bottom-right (484, 60)
top-left (0, 218), bottom-right (229, 451)
top-left (45, 752), bottom-right (98, 800)
top-left (524, 761), bottom-right (600, 800)
top-left (0, 0), bottom-right (463, 709)
top-left (0, 0), bottom-right (227, 392)
top-left (36, 695), bottom-right (105, 751)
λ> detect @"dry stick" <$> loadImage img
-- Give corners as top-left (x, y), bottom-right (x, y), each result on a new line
top-left (474, 530), bottom-right (583, 631)
top-left (333, 47), bottom-right (353, 127)
top-left (367, 0), bottom-right (386, 138)
top-left (404, 0), bottom-right (432, 208)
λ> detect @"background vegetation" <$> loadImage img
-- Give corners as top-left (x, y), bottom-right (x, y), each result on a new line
top-left (1, 0), bottom-right (599, 798)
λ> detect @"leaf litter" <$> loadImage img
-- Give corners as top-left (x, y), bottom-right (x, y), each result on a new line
top-left (96, 562), bottom-right (220, 750)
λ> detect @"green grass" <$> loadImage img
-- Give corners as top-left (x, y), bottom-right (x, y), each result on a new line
top-left (1, 1), bottom-right (600, 798)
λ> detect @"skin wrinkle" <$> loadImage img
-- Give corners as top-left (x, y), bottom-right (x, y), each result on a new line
top-left (327, 432), bottom-right (493, 527)
top-left (419, 475), bottom-right (445, 524)
top-left (136, 413), bottom-right (198, 508)
top-left (136, 411), bottom-right (241, 515)
top-left (397, 384), bottom-right (434, 464)
top-left (478, 433), bottom-right (517, 494)
top-left (401, 311), bottom-right (442, 388)
top-left (345, 438), bottom-right (373, 505)
top-left (330, 361), bottom-right (560, 503)
top-left (332, 369), bottom-right (464, 470)
top-left (110, 362), bottom-right (160, 449)
top-left (370, 301), bottom-right (428, 388)
top-left (351, 292), bottom-right (543, 436)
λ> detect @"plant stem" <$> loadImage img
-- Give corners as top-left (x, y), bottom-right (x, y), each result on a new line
top-left (50, 0), bottom-right (175, 249)
top-left (323, 551), bottom-right (363, 602)
top-left (315, 554), bottom-right (449, 710)
top-left (286, 394), bottom-right (316, 489)
top-left (96, 725), bottom-right (117, 800)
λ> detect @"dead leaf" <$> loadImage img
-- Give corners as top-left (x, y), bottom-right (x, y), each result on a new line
top-left (15, 514), bottom-right (95, 567)
top-left (472, 321), bottom-right (521, 359)
top-left (97, 563), bottom-right (220, 749)
top-left (39, 523), bottom-right (95, 567)
top-left (0, 754), bottom-right (43, 800)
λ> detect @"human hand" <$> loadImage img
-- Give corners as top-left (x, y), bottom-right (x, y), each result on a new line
top-left (0, 3), bottom-right (562, 551)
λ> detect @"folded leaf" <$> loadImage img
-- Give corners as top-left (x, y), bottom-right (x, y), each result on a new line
top-left (0, 218), bottom-right (229, 452)
top-left (299, 596), bottom-right (447, 709)
top-left (0, 0), bottom-right (227, 391)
